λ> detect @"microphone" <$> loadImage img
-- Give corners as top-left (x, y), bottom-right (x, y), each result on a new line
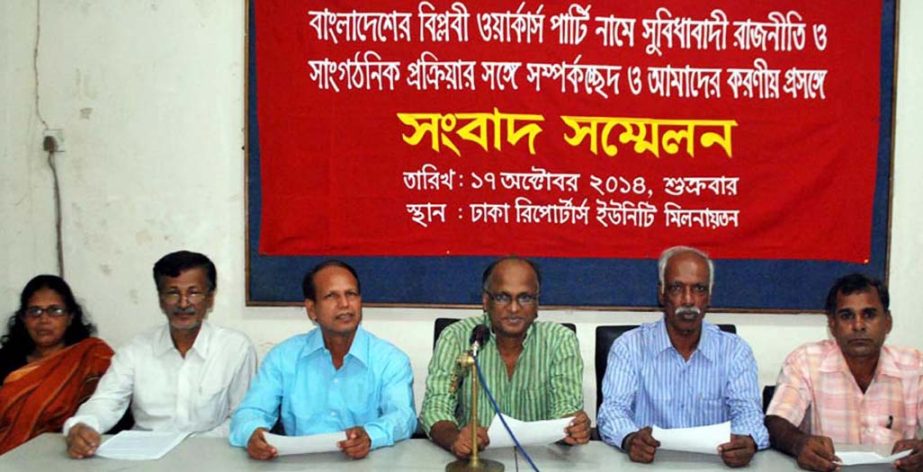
top-left (451, 325), bottom-right (490, 393)
top-left (469, 324), bottom-right (490, 357)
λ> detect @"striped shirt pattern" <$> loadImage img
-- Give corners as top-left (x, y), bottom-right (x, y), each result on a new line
top-left (767, 339), bottom-right (923, 444)
top-left (419, 315), bottom-right (583, 434)
top-left (597, 319), bottom-right (769, 449)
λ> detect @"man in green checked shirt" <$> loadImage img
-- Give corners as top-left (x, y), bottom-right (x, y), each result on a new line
top-left (420, 257), bottom-right (590, 458)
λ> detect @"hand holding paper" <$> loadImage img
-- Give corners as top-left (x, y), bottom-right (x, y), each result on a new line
top-left (486, 414), bottom-right (571, 449)
top-left (834, 445), bottom-right (911, 466)
top-left (651, 421), bottom-right (730, 455)
top-left (95, 431), bottom-right (189, 460)
top-left (264, 431), bottom-right (345, 456)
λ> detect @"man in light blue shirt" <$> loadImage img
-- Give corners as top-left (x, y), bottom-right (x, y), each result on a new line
top-left (597, 246), bottom-right (768, 467)
top-left (229, 260), bottom-right (415, 460)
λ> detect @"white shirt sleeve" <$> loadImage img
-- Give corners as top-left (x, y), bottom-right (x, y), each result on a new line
top-left (63, 339), bottom-right (136, 435)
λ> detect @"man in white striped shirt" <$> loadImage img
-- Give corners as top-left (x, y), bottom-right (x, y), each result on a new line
top-left (597, 246), bottom-right (768, 467)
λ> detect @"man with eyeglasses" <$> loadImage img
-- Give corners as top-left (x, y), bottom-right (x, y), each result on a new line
top-left (420, 256), bottom-right (590, 459)
top-left (63, 251), bottom-right (257, 458)
top-left (597, 246), bottom-right (768, 467)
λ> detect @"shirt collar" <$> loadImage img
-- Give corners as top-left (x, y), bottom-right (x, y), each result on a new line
top-left (301, 326), bottom-right (370, 367)
top-left (653, 317), bottom-right (718, 361)
top-left (820, 340), bottom-right (903, 378)
top-left (154, 321), bottom-right (211, 358)
top-left (875, 346), bottom-right (903, 378)
top-left (819, 341), bottom-right (845, 373)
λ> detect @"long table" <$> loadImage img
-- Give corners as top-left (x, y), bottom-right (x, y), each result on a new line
top-left (0, 434), bottom-right (890, 471)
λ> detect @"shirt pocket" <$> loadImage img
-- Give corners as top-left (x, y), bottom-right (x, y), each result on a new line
top-left (344, 378), bottom-right (377, 420)
top-left (194, 387), bottom-right (229, 426)
top-left (512, 383), bottom-right (548, 419)
top-left (867, 424), bottom-right (904, 444)
top-left (696, 389), bottom-right (729, 423)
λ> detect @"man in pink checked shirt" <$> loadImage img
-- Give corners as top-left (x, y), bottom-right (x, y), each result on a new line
top-left (765, 273), bottom-right (923, 472)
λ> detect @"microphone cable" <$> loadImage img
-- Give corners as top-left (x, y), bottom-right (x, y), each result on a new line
top-left (474, 356), bottom-right (540, 472)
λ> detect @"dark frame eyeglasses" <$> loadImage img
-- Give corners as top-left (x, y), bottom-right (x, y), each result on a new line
top-left (22, 306), bottom-right (69, 319)
top-left (483, 290), bottom-right (539, 306)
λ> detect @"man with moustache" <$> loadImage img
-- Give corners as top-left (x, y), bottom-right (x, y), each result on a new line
top-left (64, 251), bottom-right (257, 458)
top-left (597, 246), bottom-right (768, 467)
top-left (420, 257), bottom-right (590, 459)
top-left (765, 274), bottom-right (923, 472)
top-left (230, 260), bottom-right (415, 460)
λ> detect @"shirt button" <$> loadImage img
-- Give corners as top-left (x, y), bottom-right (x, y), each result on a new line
top-left (333, 379), bottom-right (339, 384)
top-left (330, 411), bottom-right (338, 417)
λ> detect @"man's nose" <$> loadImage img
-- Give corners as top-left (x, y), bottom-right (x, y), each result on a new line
top-left (508, 298), bottom-right (522, 313)
top-left (851, 316), bottom-right (867, 331)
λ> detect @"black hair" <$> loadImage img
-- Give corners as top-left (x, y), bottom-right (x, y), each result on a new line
top-left (824, 273), bottom-right (890, 315)
top-left (302, 260), bottom-right (361, 301)
top-left (481, 256), bottom-right (542, 291)
top-left (0, 274), bottom-right (96, 357)
top-left (152, 251), bottom-right (217, 291)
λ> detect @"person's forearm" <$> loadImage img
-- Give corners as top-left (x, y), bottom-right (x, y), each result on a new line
top-left (429, 421), bottom-right (460, 451)
top-left (765, 415), bottom-right (807, 456)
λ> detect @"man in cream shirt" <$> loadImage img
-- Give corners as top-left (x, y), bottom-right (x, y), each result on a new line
top-left (64, 251), bottom-right (257, 458)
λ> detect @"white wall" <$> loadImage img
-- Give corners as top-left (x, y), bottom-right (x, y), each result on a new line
top-left (1, 1), bottom-right (920, 421)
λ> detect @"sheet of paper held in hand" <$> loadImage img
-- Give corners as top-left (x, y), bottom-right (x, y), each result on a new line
top-left (651, 421), bottom-right (731, 455)
top-left (836, 446), bottom-right (912, 466)
top-left (95, 431), bottom-right (190, 460)
top-left (487, 414), bottom-right (572, 449)
top-left (264, 431), bottom-right (345, 455)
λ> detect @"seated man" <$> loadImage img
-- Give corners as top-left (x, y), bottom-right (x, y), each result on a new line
top-left (765, 273), bottom-right (923, 471)
top-left (65, 251), bottom-right (257, 458)
top-left (597, 246), bottom-right (768, 467)
top-left (230, 260), bottom-right (416, 460)
top-left (420, 257), bottom-right (590, 459)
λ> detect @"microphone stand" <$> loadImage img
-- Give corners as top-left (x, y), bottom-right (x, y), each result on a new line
top-left (446, 349), bottom-right (504, 472)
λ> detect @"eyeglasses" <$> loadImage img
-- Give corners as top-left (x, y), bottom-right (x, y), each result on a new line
top-left (484, 291), bottom-right (539, 306)
top-left (159, 290), bottom-right (210, 304)
top-left (23, 306), bottom-right (69, 319)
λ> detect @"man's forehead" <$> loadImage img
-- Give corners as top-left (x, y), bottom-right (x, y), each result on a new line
top-left (835, 288), bottom-right (884, 310)
top-left (664, 252), bottom-right (709, 279)
top-left (488, 260), bottom-right (538, 287)
top-left (314, 266), bottom-right (358, 289)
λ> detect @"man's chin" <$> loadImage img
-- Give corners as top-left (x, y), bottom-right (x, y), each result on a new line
top-left (669, 317), bottom-right (702, 334)
top-left (169, 318), bottom-right (202, 332)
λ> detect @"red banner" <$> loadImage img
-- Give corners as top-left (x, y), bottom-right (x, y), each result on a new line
top-left (254, 0), bottom-right (881, 262)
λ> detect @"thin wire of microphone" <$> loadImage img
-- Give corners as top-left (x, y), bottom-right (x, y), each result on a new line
top-left (475, 356), bottom-right (540, 471)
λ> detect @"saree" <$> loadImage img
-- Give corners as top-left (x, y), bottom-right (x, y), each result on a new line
top-left (0, 337), bottom-right (113, 454)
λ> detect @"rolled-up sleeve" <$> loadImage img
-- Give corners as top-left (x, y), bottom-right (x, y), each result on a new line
top-left (766, 347), bottom-right (812, 427)
top-left (549, 329), bottom-right (583, 418)
top-left (419, 327), bottom-right (464, 434)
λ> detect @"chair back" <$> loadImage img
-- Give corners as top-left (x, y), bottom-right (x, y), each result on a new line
top-left (762, 385), bottom-right (776, 413)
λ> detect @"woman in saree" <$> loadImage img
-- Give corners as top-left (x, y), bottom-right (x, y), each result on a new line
top-left (0, 275), bottom-right (113, 454)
